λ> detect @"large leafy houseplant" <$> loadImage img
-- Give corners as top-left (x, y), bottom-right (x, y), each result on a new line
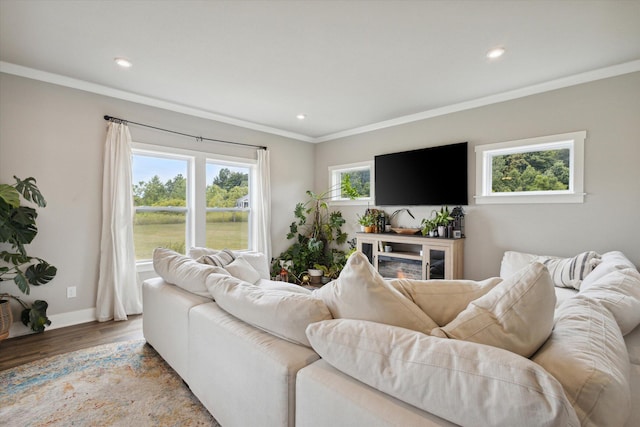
top-left (0, 176), bottom-right (57, 332)
top-left (272, 178), bottom-right (358, 282)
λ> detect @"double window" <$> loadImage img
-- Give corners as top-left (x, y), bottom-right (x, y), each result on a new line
top-left (475, 131), bottom-right (586, 204)
top-left (132, 143), bottom-right (255, 263)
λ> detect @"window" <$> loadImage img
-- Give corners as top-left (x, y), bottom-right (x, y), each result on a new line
top-left (328, 161), bottom-right (374, 205)
top-left (475, 131), bottom-right (586, 204)
top-left (205, 161), bottom-right (251, 250)
top-left (132, 143), bottom-right (255, 264)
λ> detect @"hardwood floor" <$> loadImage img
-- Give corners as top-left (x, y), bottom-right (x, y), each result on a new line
top-left (0, 315), bottom-right (144, 371)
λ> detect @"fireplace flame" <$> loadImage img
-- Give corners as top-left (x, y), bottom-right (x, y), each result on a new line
top-left (397, 270), bottom-right (406, 279)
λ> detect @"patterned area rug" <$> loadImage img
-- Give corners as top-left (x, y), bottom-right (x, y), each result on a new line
top-left (0, 340), bottom-right (219, 426)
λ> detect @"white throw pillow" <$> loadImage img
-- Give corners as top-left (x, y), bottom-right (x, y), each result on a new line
top-left (306, 319), bottom-right (579, 427)
top-left (313, 252), bottom-right (438, 334)
top-left (189, 246), bottom-right (271, 279)
top-left (532, 296), bottom-right (631, 427)
top-left (208, 275), bottom-right (332, 347)
top-left (579, 268), bottom-right (640, 336)
top-left (392, 277), bottom-right (503, 326)
top-left (224, 256), bottom-right (261, 284)
top-left (432, 262), bottom-right (556, 358)
top-left (500, 250), bottom-right (538, 279)
top-left (580, 251), bottom-right (636, 289)
top-left (152, 247), bottom-right (227, 297)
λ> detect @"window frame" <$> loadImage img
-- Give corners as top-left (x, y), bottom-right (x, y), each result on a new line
top-left (132, 142), bottom-right (256, 270)
top-left (474, 131), bottom-right (586, 204)
top-left (328, 161), bottom-right (374, 206)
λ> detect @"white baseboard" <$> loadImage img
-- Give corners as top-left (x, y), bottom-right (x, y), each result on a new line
top-left (8, 307), bottom-right (97, 338)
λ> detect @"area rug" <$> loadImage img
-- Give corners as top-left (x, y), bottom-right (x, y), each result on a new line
top-left (0, 340), bottom-right (220, 426)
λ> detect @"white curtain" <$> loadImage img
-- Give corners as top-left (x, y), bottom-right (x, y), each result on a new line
top-left (254, 149), bottom-right (272, 260)
top-left (96, 121), bottom-right (142, 322)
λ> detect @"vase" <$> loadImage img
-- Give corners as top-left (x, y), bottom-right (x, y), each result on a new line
top-left (437, 226), bottom-right (446, 237)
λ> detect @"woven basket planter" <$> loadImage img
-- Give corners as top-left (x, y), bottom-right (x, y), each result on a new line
top-left (0, 299), bottom-right (12, 341)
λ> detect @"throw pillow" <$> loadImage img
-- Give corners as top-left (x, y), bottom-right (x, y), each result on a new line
top-left (532, 296), bottom-right (631, 427)
top-left (392, 277), bottom-right (503, 326)
top-left (579, 251), bottom-right (636, 289)
top-left (208, 275), bottom-right (332, 347)
top-left (153, 247), bottom-right (228, 297)
top-left (197, 248), bottom-right (236, 267)
top-left (579, 267), bottom-right (640, 336)
top-left (500, 250), bottom-right (602, 290)
top-left (189, 247), bottom-right (271, 280)
top-left (431, 262), bottom-right (555, 358)
top-left (306, 319), bottom-right (579, 427)
top-left (539, 251), bottom-right (601, 289)
top-left (313, 252), bottom-right (438, 334)
top-left (224, 256), bottom-right (262, 284)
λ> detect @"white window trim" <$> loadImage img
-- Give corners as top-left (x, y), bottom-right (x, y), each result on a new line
top-left (132, 142), bottom-right (256, 267)
top-left (474, 131), bottom-right (586, 204)
top-left (328, 161), bottom-right (374, 206)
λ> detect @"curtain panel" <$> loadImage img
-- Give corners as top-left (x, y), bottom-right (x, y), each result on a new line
top-left (96, 122), bottom-right (142, 321)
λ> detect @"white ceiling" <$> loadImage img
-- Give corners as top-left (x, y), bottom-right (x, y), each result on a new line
top-left (1, 0), bottom-right (639, 143)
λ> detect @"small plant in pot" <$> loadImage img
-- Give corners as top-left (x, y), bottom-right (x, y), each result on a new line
top-left (357, 211), bottom-right (377, 232)
top-left (420, 217), bottom-right (437, 237)
top-left (433, 206), bottom-right (453, 237)
top-left (0, 176), bottom-right (57, 337)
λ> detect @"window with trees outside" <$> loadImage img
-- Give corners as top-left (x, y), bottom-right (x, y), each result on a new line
top-left (132, 144), bottom-right (254, 263)
top-left (475, 131), bottom-right (585, 204)
top-left (328, 161), bottom-right (373, 204)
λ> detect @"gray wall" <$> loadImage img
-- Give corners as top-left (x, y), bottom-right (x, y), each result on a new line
top-left (0, 73), bottom-right (313, 335)
top-left (315, 72), bottom-right (640, 280)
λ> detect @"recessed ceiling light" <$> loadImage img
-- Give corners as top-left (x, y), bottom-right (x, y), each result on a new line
top-left (114, 57), bottom-right (133, 68)
top-left (296, 114), bottom-right (306, 120)
top-left (486, 47), bottom-right (506, 59)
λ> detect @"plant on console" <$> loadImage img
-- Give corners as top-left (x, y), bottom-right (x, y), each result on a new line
top-left (0, 176), bottom-right (57, 333)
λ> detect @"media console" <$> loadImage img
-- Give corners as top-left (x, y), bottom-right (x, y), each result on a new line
top-left (356, 232), bottom-right (464, 280)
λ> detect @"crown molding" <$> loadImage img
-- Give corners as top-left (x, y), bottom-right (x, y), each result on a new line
top-left (313, 59), bottom-right (640, 143)
top-left (0, 61), bottom-right (315, 143)
top-left (2, 59), bottom-right (638, 144)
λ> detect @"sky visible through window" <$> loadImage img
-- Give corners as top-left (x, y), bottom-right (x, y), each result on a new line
top-left (132, 154), bottom-right (247, 184)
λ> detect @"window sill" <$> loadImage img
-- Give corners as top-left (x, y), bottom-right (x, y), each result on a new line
top-left (474, 193), bottom-right (585, 205)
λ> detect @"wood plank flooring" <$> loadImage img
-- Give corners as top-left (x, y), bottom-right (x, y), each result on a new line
top-left (0, 315), bottom-right (144, 371)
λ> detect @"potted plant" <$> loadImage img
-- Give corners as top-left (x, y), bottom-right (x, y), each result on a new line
top-left (271, 177), bottom-right (358, 282)
top-left (421, 217), bottom-right (437, 237)
top-left (357, 211), bottom-right (376, 232)
top-left (0, 176), bottom-right (57, 337)
top-left (433, 206), bottom-right (453, 237)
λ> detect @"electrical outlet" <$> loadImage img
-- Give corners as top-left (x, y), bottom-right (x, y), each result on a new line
top-left (67, 286), bottom-right (77, 298)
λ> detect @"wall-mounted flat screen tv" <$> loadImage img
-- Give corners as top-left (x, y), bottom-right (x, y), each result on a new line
top-left (374, 142), bottom-right (468, 206)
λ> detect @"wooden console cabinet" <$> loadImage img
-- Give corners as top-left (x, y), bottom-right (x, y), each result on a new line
top-left (356, 232), bottom-right (464, 280)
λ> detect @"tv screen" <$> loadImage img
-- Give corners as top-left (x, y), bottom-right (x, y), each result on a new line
top-left (374, 142), bottom-right (468, 206)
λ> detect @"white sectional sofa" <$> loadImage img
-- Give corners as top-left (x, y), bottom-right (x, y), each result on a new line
top-left (143, 247), bottom-right (640, 427)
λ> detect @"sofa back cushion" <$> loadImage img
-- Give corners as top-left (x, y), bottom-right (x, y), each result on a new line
top-left (391, 277), bottom-right (503, 326)
top-left (208, 275), bottom-right (331, 347)
top-left (306, 319), bottom-right (579, 427)
top-left (313, 252), bottom-right (438, 334)
top-left (532, 296), bottom-right (631, 427)
top-left (431, 262), bottom-right (555, 358)
top-left (153, 247), bottom-right (224, 297)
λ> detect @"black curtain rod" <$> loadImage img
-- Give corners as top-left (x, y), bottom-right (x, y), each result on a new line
top-left (103, 115), bottom-right (267, 150)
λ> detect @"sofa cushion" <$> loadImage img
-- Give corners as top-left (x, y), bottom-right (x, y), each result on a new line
top-left (579, 268), bottom-right (640, 336)
top-left (153, 247), bottom-right (226, 297)
top-left (257, 279), bottom-right (312, 294)
top-left (207, 274), bottom-right (331, 347)
top-left (580, 251), bottom-right (637, 289)
top-left (306, 319), bottom-right (579, 427)
top-left (223, 256), bottom-right (261, 284)
top-left (532, 296), bottom-right (631, 427)
top-left (432, 262), bottom-right (555, 358)
top-left (500, 250), bottom-right (601, 289)
top-left (313, 252), bottom-right (438, 334)
top-left (189, 247), bottom-right (271, 279)
top-left (391, 277), bottom-right (503, 326)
